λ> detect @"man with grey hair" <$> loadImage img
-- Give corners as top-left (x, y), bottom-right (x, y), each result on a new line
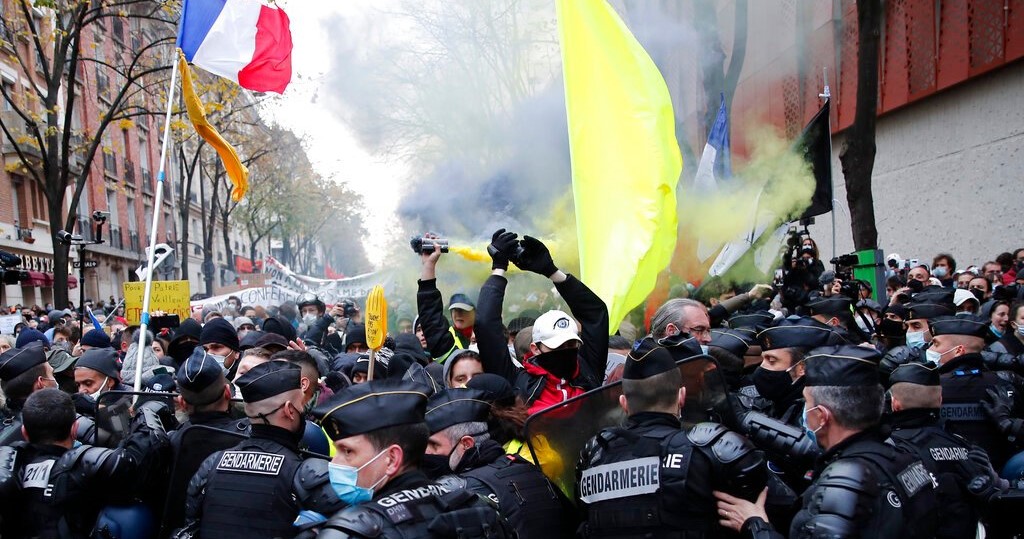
top-left (425, 388), bottom-right (567, 538)
top-left (715, 345), bottom-right (938, 538)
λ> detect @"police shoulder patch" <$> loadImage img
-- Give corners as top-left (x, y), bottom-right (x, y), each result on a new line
top-left (897, 461), bottom-right (932, 497)
top-left (216, 451), bottom-right (285, 475)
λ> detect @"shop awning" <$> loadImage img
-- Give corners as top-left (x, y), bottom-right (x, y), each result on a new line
top-left (43, 273), bottom-right (54, 287)
top-left (24, 271), bottom-right (47, 287)
top-left (67, 274), bottom-right (78, 289)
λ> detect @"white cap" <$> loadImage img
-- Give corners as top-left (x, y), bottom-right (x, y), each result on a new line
top-left (953, 289), bottom-right (979, 307)
top-left (531, 310), bottom-right (582, 349)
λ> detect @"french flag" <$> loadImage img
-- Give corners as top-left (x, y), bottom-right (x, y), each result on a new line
top-left (177, 0), bottom-right (292, 94)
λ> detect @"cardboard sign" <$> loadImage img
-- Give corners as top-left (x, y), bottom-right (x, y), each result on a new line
top-left (124, 280), bottom-right (191, 325)
top-left (0, 313), bottom-right (23, 335)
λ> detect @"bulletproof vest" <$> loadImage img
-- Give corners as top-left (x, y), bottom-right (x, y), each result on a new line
top-left (578, 424), bottom-right (707, 539)
top-left (461, 454), bottom-right (562, 539)
top-left (837, 439), bottom-right (938, 539)
top-left (888, 425), bottom-right (977, 539)
top-left (2, 444), bottom-right (65, 539)
top-left (319, 483), bottom-right (513, 539)
top-left (940, 366), bottom-right (1012, 467)
top-left (197, 437), bottom-right (303, 539)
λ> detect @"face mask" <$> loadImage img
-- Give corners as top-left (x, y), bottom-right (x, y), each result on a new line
top-left (223, 315), bottom-right (235, 323)
top-left (990, 324), bottom-right (1004, 339)
top-left (89, 376), bottom-right (110, 400)
top-left (925, 347), bottom-right (956, 366)
top-left (304, 388), bottom-right (321, 414)
top-left (751, 367), bottom-right (796, 403)
top-left (906, 331), bottom-right (926, 349)
top-left (533, 347), bottom-right (578, 380)
top-left (855, 314), bottom-right (874, 335)
top-left (302, 313), bottom-right (317, 325)
top-left (328, 449), bottom-right (389, 505)
top-left (208, 352), bottom-right (227, 369)
top-left (700, 345), bottom-right (710, 355)
top-left (1017, 323), bottom-right (1024, 338)
top-left (801, 405), bottom-right (823, 446)
top-left (468, 343), bottom-right (480, 353)
top-left (51, 341), bottom-right (71, 354)
top-left (971, 289), bottom-right (986, 302)
top-left (932, 267), bottom-right (948, 279)
top-left (421, 453), bottom-right (452, 479)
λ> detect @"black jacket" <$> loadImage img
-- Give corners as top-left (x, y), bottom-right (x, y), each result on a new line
top-left (416, 279), bottom-right (471, 362)
top-left (475, 273), bottom-right (609, 408)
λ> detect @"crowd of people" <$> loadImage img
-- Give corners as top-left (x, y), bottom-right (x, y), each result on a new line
top-left (1, 230), bottom-right (1023, 538)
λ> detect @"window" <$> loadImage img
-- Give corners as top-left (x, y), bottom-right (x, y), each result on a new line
top-left (106, 190), bottom-right (119, 227)
top-left (126, 197), bottom-right (136, 231)
top-left (1, 81), bottom-right (13, 111)
top-left (138, 136), bottom-right (149, 172)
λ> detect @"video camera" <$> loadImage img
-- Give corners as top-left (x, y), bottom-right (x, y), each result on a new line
top-left (409, 236), bottom-right (449, 255)
top-left (0, 248), bottom-right (27, 285)
top-left (829, 253), bottom-right (861, 300)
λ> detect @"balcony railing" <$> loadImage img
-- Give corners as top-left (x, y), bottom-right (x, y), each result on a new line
top-left (16, 225), bottom-right (33, 242)
top-left (128, 231), bottom-right (140, 252)
top-left (142, 169), bottom-right (153, 194)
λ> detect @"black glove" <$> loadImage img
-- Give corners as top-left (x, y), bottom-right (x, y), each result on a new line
top-left (981, 387), bottom-right (1018, 434)
top-left (71, 392), bottom-right (97, 417)
top-left (512, 235), bottom-right (558, 277)
top-left (487, 228), bottom-right (518, 271)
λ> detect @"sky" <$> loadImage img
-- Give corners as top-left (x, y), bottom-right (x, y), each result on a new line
top-left (264, 1), bottom-right (409, 267)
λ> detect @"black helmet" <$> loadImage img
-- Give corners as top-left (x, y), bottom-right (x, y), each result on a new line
top-left (297, 292), bottom-right (325, 313)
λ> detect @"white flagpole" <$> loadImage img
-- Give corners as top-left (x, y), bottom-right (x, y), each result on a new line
top-left (819, 66), bottom-right (835, 261)
top-left (133, 56), bottom-right (180, 393)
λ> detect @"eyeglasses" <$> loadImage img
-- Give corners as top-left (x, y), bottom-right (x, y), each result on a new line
top-left (682, 326), bottom-right (711, 338)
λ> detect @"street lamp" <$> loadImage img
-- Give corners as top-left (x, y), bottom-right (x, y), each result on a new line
top-left (57, 211), bottom-right (108, 324)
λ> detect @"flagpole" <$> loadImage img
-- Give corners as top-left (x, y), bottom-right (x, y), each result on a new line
top-left (820, 67), bottom-right (835, 261)
top-left (132, 56), bottom-right (180, 394)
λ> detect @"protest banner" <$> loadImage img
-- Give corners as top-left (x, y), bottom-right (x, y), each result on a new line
top-left (125, 280), bottom-right (191, 324)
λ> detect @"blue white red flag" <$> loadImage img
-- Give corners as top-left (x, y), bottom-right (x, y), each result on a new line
top-left (177, 0), bottom-right (292, 93)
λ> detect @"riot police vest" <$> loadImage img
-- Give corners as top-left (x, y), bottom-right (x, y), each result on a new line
top-left (940, 362), bottom-right (1012, 467)
top-left (197, 437), bottom-right (303, 539)
top-left (460, 453), bottom-right (563, 539)
top-left (888, 421), bottom-right (977, 539)
top-left (578, 424), bottom-right (706, 538)
top-left (6, 445), bottom-right (66, 538)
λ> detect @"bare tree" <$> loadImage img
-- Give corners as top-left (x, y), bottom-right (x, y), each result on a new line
top-left (838, 0), bottom-right (881, 250)
top-left (0, 0), bottom-right (175, 306)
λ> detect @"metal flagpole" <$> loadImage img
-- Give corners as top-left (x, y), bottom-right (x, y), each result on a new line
top-left (819, 67), bottom-right (836, 261)
top-left (132, 56), bottom-right (180, 393)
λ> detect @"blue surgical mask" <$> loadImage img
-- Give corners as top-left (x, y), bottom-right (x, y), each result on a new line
top-left (1016, 324), bottom-right (1024, 338)
top-left (328, 449), bottom-right (388, 505)
top-left (932, 267), bottom-right (948, 279)
top-left (906, 331), bottom-right (926, 349)
top-left (990, 325), bottom-right (1004, 339)
top-left (801, 405), bottom-right (823, 446)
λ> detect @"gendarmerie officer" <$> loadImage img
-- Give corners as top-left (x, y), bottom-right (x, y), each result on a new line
top-left (716, 345), bottom-right (939, 539)
top-left (181, 361), bottom-right (341, 539)
top-left (312, 379), bottom-right (514, 539)
top-left (0, 343), bottom-right (96, 446)
top-left (0, 388), bottom-right (170, 538)
top-left (932, 316), bottom-right (1020, 469)
top-left (886, 363), bottom-right (985, 539)
top-left (173, 347), bottom-right (249, 436)
top-left (575, 337), bottom-right (767, 538)
top-left (425, 388), bottom-right (569, 538)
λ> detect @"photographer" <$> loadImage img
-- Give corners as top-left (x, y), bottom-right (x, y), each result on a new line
top-left (783, 235), bottom-right (825, 283)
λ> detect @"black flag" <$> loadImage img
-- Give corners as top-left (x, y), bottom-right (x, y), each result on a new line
top-left (797, 100), bottom-right (832, 220)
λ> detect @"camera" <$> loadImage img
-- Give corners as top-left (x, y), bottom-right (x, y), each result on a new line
top-left (830, 254), bottom-right (859, 267)
top-left (410, 236), bottom-right (449, 254)
top-left (92, 211), bottom-right (109, 223)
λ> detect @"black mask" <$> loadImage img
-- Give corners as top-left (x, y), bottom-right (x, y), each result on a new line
top-left (877, 318), bottom-right (906, 339)
top-left (970, 288), bottom-right (985, 302)
top-left (751, 366), bottom-right (797, 403)
top-left (532, 347), bottom-right (579, 380)
top-left (421, 454), bottom-right (452, 479)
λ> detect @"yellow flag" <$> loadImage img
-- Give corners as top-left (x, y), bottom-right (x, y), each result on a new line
top-left (177, 50), bottom-right (249, 202)
top-left (556, 0), bottom-right (682, 329)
